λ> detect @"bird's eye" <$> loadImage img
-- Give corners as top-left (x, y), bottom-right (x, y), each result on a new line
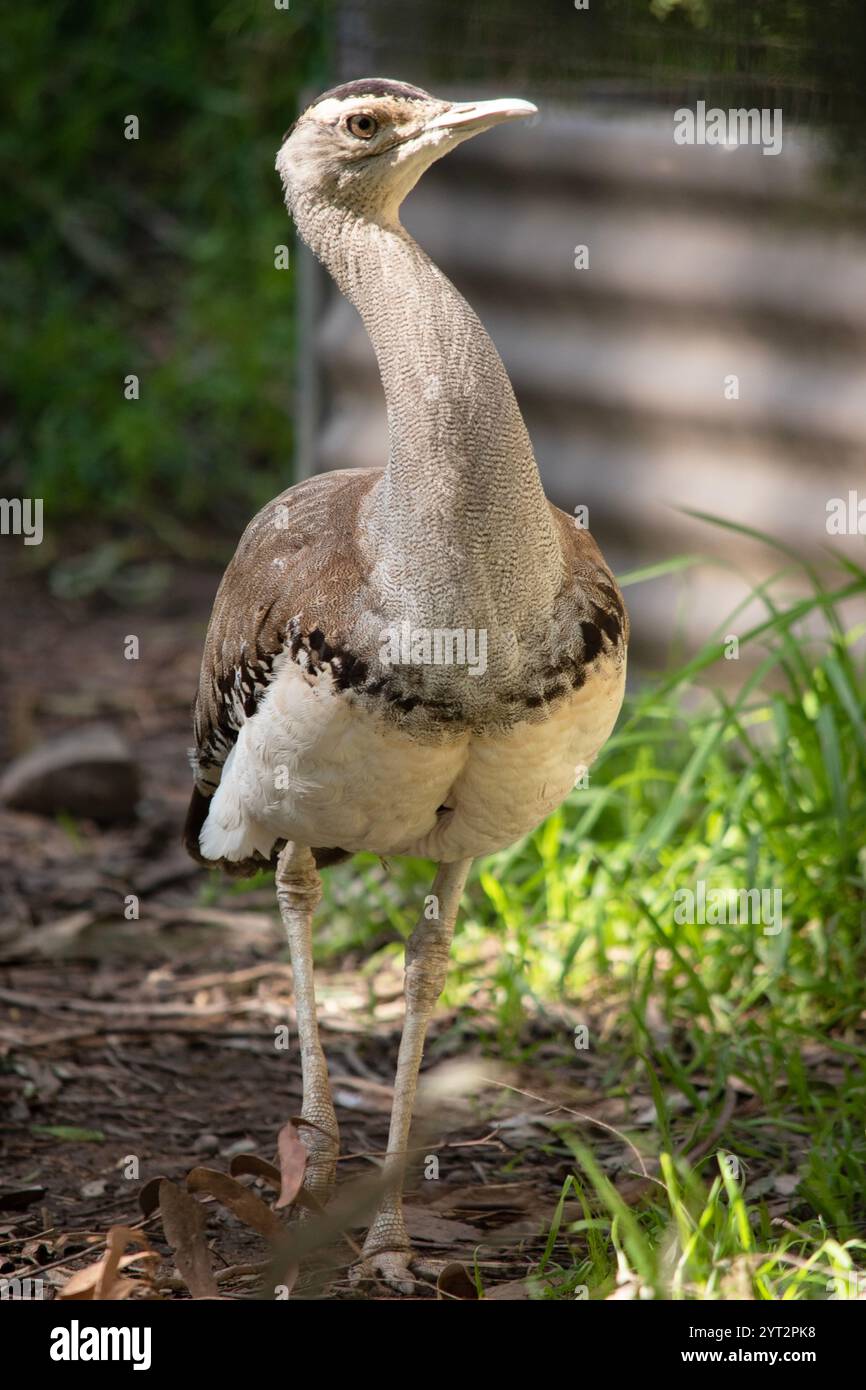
top-left (346, 112), bottom-right (378, 140)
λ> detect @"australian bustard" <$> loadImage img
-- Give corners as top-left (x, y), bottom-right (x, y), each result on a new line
top-left (184, 78), bottom-right (628, 1291)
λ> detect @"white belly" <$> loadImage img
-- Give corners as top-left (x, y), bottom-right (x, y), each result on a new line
top-left (199, 657), bottom-right (625, 864)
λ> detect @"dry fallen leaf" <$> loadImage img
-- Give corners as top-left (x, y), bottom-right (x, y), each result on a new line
top-left (437, 1262), bottom-right (478, 1300)
top-left (0, 1184), bottom-right (47, 1211)
top-left (158, 1179), bottom-right (218, 1299)
top-left (229, 1153), bottom-right (281, 1190)
top-left (97, 1227), bottom-right (153, 1300)
top-left (186, 1167), bottom-right (283, 1238)
top-left (275, 1122), bottom-right (308, 1210)
top-left (59, 1225), bottom-right (157, 1301)
top-left (138, 1174), bottom-right (170, 1218)
top-left (231, 1151), bottom-right (323, 1218)
top-left (403, 1205), bottom-right (481, 1245)
top-left (428, 1180), bottom-right (542, 1216)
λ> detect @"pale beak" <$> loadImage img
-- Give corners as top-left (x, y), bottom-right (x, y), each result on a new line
top-left (424, 97), bottom-right (537, 137)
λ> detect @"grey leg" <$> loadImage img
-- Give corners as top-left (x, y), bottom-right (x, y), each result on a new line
top-left (275, 842), bottom-right (339, 1202)
top-left (356, 857), bottom-right (472, 1291)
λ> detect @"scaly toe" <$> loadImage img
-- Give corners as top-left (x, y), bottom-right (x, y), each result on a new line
top-left (351, 1249), bottom-right (416, 1295)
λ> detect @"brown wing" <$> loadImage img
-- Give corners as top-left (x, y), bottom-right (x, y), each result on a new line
top-left (549, 502), bottom-right (629, 661)
top-left (183, 467), bottom-right (381, 873)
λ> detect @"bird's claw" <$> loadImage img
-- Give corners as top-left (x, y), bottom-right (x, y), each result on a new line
top-left (350, 1248), bottom-right (417, 1295)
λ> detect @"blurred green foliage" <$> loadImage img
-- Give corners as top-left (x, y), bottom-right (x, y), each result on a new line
top-left (1, 0), bottom-right (329, 529)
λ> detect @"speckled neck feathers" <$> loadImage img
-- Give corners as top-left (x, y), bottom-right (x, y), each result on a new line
top-left (292, 196), bottom-right (563, 649)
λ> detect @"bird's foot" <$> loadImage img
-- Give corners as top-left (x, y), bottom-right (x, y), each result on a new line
top-left (350, 1201), bottom-right (420, 1291)
top-left (350, 1247), bottom-right (417, 1296)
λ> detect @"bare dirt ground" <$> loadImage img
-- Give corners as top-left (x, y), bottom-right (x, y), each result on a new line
top-left (0, 555), bottom-right (635, 1300)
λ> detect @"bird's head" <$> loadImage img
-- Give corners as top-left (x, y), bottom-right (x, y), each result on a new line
top-left (276, 77), bottom-right (536, 224)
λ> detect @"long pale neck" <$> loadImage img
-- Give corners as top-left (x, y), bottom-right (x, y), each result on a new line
top-left (294, 196), bottom-right (563, 638)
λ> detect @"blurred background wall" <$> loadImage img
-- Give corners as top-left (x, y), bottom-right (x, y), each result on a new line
top-left (301, 0), bottom-right (866, 662)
